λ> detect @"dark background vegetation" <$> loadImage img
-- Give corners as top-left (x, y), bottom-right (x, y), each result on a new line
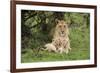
top-left (21, 10), bottom-right (90, 63)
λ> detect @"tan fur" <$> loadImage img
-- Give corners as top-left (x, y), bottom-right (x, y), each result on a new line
top-left (53, 20), bottom-right (69, 39)
top-left (44, 43), bottom-right (57, 52)
top-left (53, 20), bottom-right (71, 54)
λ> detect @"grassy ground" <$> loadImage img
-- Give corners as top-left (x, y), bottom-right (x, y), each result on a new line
top-left (21, 28), bottom-right (90, 63)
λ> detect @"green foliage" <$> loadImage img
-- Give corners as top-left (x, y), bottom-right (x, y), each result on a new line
top-left (21, 10), bottom-right (90, 63)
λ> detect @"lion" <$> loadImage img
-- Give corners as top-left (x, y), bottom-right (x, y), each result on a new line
top-left (52, 20), bottom-right (71, 54)
top-left (43, 20), bottom-right (71, 54)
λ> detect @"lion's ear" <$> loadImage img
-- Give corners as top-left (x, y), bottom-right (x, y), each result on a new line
top-left (66, 20), bottom-right (71, 26)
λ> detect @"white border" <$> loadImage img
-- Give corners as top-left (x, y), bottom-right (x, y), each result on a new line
top-left (16, 5), bottom-right (95, 69)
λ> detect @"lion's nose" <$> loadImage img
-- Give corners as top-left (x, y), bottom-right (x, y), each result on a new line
top-left (62, 31), bottom-right (64, 34)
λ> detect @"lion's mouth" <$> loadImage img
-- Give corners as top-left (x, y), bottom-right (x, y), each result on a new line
top-left (60, 32), bottom-right (65, 37)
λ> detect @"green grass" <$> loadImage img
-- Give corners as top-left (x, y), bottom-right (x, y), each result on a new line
top-left (21, 28), bottom-right (90, 63)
